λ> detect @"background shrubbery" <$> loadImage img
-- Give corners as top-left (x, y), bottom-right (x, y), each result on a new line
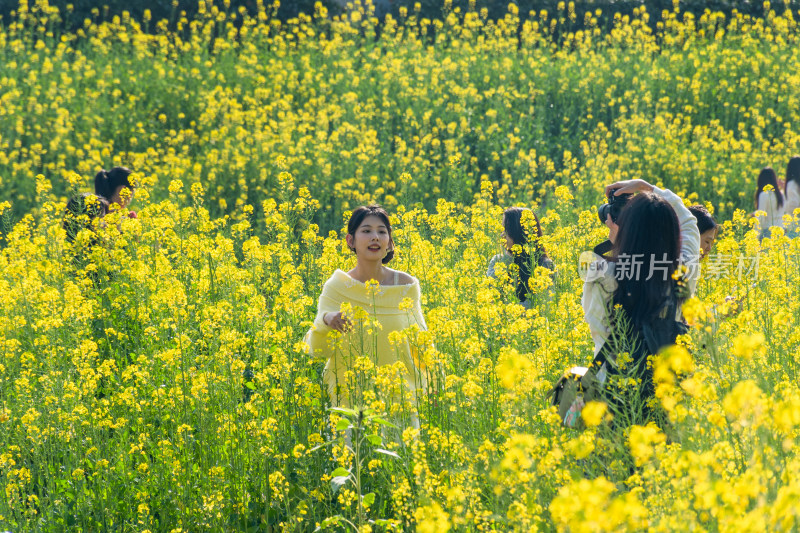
top-left (3, 1), bottom-right (800, 233)
top-left (4, 0), bottom-right (800, 30)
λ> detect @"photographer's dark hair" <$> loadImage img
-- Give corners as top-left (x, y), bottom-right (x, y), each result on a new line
top-left (688, 205), bottom-right (718, 234)
top-left (503, 207), bottom-right (549, 302)
top-left (63, 193), bottom-right (109, 243)
top-left (612, 193), bottom-right (681, 327)
top-left (94, 167), bottom-right (133, 200)
top-left (347, 204), bottom-right (394, 264)
top-left (786, 156), bottom-right (800, 195)
top-left (755, 167), bottom-right (784, 209)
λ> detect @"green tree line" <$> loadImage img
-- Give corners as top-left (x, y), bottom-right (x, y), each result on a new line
top-left (2, 0), bottom-right (798, 32)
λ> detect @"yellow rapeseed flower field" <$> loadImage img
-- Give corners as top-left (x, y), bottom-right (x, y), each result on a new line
top-left (2, 1), bottom-right (800, 531)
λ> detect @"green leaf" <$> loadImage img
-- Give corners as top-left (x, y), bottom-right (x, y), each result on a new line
top-left (374, 448), bottom-right (400, 459)
top-left (362, 492), bottom-right (376, 507)
top-left (331, 467), bottom-right (350, 478)
top-left (366, 434), bottom-right (382, 446)
top-left (244, 381), bottom-right (256, 390)
top-left (309, 442), bottom-right (333, 453)
top-left (329, 406), bottom-right (357, 417)
top-left (336, 419), bottom-right (351, 431)
top-left (315, 515), bottom-right (343, 531)
top-left (371, 417), bottom-right (398, 429)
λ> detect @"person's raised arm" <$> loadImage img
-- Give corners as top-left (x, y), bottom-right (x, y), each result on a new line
top-left (786, 182), bottom-right (800, 217)
top-left (653, 185), bottom-right (701, 291)
top-left (607, 179), bottom-right (700, 287)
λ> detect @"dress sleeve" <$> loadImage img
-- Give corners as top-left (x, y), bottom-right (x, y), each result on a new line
top-left (766, 193), bottom-right (781, 224)
top-left (756, 192), bottom-right (766, 230)
top-left (487, 254), bottom-right (498, 277)
top-left (581, 253), bottom-right (617, 357)
top-left (410, 282), bottom-right (428, 331)
top-left (756, 191), bottom-right (781, 230)
top-left (769, 192), bottom-right (786, 228)
top-left (313, 285), bottom-right (337, 333)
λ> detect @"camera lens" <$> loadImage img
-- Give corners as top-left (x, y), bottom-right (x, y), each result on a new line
top-left (598, 203), bottom-right (610, 223)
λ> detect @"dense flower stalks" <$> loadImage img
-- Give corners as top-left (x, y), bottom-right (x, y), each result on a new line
top-left (1, 1), bottom-right (800, 228)
top-left (1, 174), bottom-right (800, 530)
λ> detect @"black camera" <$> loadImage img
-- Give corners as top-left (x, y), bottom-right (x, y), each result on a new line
top-left (598, 189), bottom-right (632, 224)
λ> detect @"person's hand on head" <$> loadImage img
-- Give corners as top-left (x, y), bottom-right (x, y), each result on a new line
top-left (604, 179), bottom-right (654, 198)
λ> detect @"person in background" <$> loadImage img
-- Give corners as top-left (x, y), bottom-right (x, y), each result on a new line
top-left (305, 205), bottom-right (429, 429)
top-left (62, 193), bottom-right (110, 276)
top-left (63, 193), bottom-right (109, 244)
top-left (686, 204), bottom-right (741, 314)
top-left (754, 167), bottom-right (784, 239)
top-left (688, 205), bottom-right (719, 259)
top-left (487, 207), bottom-right (554, 308)
top-left (582, 179), bottom-right (699, 423)
top-left (784, 156), bottom-right (800, 236)
top-left (95, 167), bottom-right (137, 218)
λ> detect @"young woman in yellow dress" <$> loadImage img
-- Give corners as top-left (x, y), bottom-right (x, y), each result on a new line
top-left (305, 205), bottom-right (429, 426)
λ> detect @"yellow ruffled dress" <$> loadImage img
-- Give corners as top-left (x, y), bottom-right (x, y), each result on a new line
top-left (305, 269), bottom-right (429, 408)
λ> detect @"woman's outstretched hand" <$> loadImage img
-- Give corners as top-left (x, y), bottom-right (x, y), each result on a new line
top-left (323, 311), bottom-right (351, 332)
top-left (605, 179), bottom-right (654, 198)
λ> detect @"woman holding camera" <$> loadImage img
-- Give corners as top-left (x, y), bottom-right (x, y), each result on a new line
top-left (582, 179), bottom-right (700, 415)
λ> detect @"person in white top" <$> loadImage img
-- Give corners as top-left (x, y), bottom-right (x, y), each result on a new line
top-left (754, 166), bottom-right (785, 239)
top-left (581, 180), bottom-right (700, 397)
top-left (784, 157), bottom-right (800, 236)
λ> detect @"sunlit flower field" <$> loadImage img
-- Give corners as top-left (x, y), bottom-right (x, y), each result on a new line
top-left (2, 1), bottom-right (800, 531)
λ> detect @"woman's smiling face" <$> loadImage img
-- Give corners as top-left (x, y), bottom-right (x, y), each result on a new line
top-left (347, 215), bottom-right (392, 261)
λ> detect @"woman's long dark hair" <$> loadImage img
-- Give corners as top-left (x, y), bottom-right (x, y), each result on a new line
top-left (612, 193), bottom-right (681, 327)
top-left (503, 207), bottom-right (549, 302)
top-left (786, 156), bottom-right (800, 197)
top-left (755, 167), bottom-right (784, 209)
